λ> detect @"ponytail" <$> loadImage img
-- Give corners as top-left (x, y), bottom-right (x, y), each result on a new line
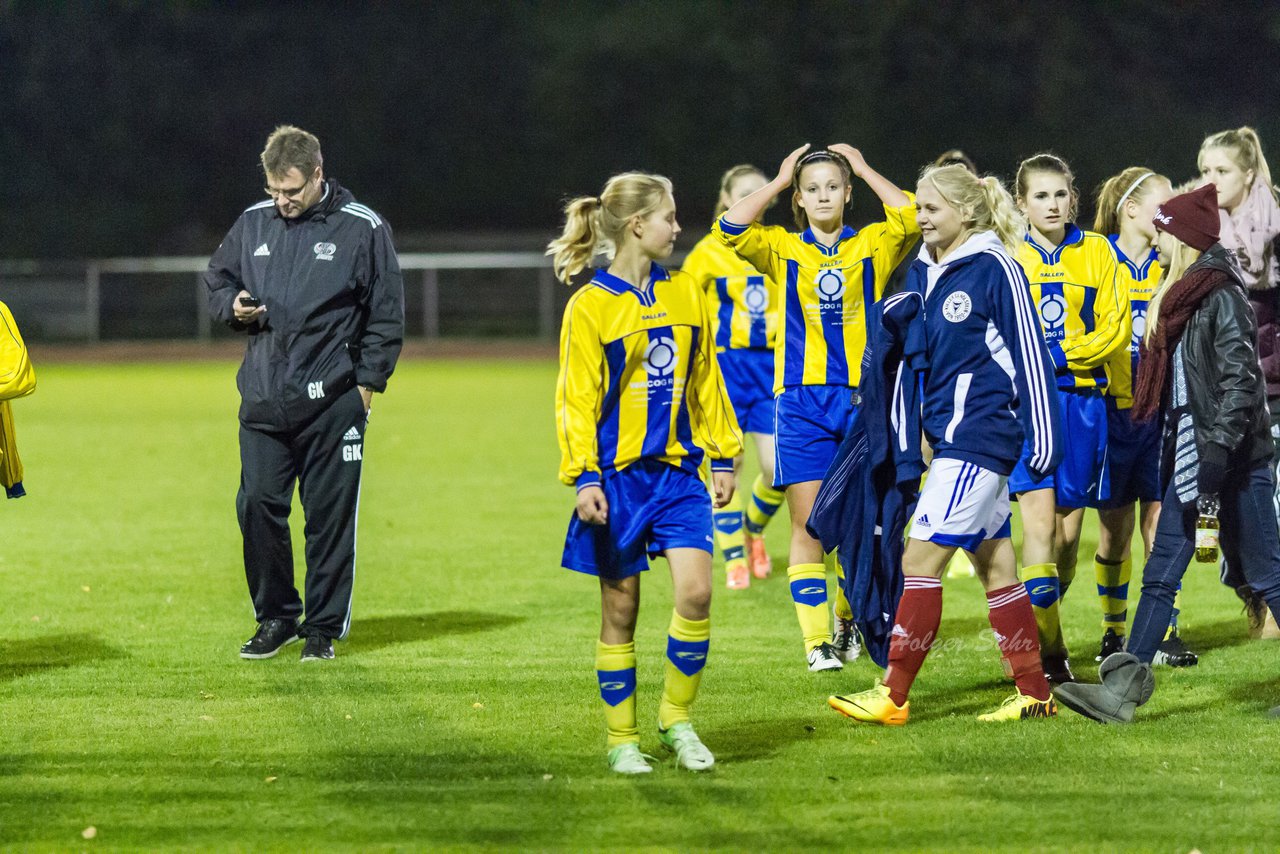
top-left (978, 176), bottom-right (1026, 253)
top-left (546, 172), bottom-right (674, 285)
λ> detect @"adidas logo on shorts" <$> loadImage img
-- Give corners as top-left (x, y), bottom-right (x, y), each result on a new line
top-left (343, 427), bottom-right (361, 441)
top-left (915, 514), bottom-right (931, 527)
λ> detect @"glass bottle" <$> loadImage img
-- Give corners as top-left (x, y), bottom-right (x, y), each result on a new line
top-left (1195, 494), bottom-right (1220, 563)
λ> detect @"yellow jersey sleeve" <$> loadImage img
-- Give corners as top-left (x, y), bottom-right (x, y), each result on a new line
top-left (690, 294), bottom-right (744, 467)
top-left (1056, 237), bottom-right (1130, 371)
top-left (713, 218), bottom-right (789, 281)
top-left (0, 301), bottom-right (36, 401)
top-left (555, 290), bottom-right (605, 487)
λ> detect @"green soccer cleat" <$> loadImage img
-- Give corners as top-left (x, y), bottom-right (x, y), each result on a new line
top-left (607, 743), bottom-right (655, 775)
top-left (658, 722), bottom-right (715, 771)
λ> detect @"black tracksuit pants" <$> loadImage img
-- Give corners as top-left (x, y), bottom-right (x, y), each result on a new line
top-left (237, 386), bottom-right (368, 640)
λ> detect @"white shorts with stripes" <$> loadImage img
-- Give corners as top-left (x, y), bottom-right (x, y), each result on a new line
top-left (908, 458), bottom-right (1011, 552)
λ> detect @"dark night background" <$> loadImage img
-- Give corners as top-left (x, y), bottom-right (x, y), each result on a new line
top-left (2, 0), bottom-right (1279, 258)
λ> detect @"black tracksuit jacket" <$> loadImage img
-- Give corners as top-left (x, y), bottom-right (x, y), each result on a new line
top-left (204, 180), bottom-right (405, 431)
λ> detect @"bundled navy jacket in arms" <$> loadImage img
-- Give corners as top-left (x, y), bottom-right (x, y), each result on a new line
top-left (204, 180), bottom-right (405, 431)
top-left (906, 231), bottom-right (1063, 480)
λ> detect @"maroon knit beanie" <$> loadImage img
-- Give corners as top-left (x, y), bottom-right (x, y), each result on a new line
top-left (1152, 183), bottom-right (1220, 251)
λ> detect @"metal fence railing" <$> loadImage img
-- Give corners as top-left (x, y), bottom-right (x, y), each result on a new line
top-left (0, 253), bottom-right (560, 343)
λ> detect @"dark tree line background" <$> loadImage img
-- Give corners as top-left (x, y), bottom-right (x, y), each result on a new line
top-left (3, 0), bottom-right (1279, 258)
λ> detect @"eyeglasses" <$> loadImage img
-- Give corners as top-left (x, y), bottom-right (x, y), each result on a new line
top-left (264, 172), bottom-right (315, 200)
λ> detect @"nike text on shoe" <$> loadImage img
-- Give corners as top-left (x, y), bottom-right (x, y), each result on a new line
top-left (807, 642), bottom-right (844, 671)
top-left (978, 692), bottom-right (1058, 722)
top-left (659, 721), bottom-right (715, 771)
top-left (300, 635), bottom-right (335, 662)
top-left (607, 743), bottom-right (655, 775)
top-left (828, 682), bottom-right (909, 726)
top-left (239, 619), bottom-right (300, 659)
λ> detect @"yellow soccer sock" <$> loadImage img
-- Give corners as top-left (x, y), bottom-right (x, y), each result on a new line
top-left (788, 563), bottom-right (830, 651)
top-left (1021, 562), bottom-right (1066, 657)
top-left (712, 492), bottom-right (747, 574)
top-left (745, 475), bottom-right (786, 535)
top-left (596, 640), bottom-right (638, 749)
top-left (1165, 586), bottom-right (1183, 640)
top-left (1094, 555), bottom-right (1131, 635)
top-left (658, 611), bottom-right (711, 730)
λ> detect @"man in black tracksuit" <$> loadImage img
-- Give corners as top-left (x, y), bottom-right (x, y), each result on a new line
top-left (204, 125), bottom-right (404, 662)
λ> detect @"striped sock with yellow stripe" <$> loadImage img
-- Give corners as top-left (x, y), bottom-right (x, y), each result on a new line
top-left (1021, 562), bottom-right (1066, 657)
top-left (1094, 554), bottom-right (1131, 636)
top-left (745, 475), bottom-right (785, 535)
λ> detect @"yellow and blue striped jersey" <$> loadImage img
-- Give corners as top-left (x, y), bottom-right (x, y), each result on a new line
top-left (713, 197), bottom-right (919, 393)
top-left (680, 231), bottom-right (778, 352)
top-left (1015, 224), bottom-right (1130, 393)
top-left (1105, 235), bottom-right (1162, 408)
top-left (556, 262), bottom-right (744, 488)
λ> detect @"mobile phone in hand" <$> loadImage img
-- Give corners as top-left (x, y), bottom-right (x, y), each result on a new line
top-left (238, 296), bottom-right (262, 308)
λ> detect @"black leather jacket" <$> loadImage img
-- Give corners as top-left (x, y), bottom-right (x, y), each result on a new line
top-left (1162, 244), bottom-right (1273, 486)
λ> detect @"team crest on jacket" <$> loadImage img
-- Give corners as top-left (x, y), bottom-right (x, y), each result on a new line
top-left (942, 291), bottom-right (972, 323)
top-left (314, 242), bottom-right (337, 261)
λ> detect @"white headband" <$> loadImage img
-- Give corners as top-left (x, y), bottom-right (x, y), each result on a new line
top-left (1115, 172), bottom-right (1156, 213)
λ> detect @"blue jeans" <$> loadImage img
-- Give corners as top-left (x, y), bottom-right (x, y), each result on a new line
top-left (1129, 462), bottom-right (1280, 662)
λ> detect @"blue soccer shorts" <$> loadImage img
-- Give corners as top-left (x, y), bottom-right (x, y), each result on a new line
top-left (718, 347), bottom-right (775, 435)
top-left (1009, 388), bottom-right (1108, 508)
top-left (1092, 399), bottom-right (1160, 509)
top-left (772, 384), bottom-right (859, 488)
top-left (562, 460), bottom-right (713, 580)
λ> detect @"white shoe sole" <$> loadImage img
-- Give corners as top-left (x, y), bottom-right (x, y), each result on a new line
top-left (239, 635), bottom-right (300, 659)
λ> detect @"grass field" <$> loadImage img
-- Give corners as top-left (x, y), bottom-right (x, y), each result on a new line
top-left (2, 355), bottom-right (1279, 852)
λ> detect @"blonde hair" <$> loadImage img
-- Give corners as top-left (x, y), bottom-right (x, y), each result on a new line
top-left (1143, 239), bottom-right (1203, 346)
top-left (715, 164), bottom-right (766, 217)
top-left (260, 125), bottom-right (322, 178)
top-left (791, 150), bottom-right (853, 229)
top-left (546, 172), bottom-right (674, 284)
top-left (918, 164), bottom-right (1026, 253)
top-left (1094, 167), bottom-right (1169, 236)
top-left (1016, 152), bottom-right (1079, 221)
top-left (1199, 126), bottom-right (1277, 202)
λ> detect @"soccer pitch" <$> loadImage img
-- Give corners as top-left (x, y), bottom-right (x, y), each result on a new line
top-left (2, 356), bottom-right (1278, 852)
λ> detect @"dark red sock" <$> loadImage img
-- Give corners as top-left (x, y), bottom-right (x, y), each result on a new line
top-left (986, 583), bottom-right (1051, 701)
top-left (884, 576), bottom-right (943, 705)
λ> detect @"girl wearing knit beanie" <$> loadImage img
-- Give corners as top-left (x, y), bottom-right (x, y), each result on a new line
top-left (1055, 184), bottom-right (1280, 723)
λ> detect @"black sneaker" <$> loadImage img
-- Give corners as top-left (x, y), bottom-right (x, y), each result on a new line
top-left (1152, 630), bottom-right (1198, 667)
top-left (239, 619), bottom-right (300, 659)
top-left (1043, 653), bottom-right (1076, 685)
top-left (1096, 628), bottom-right (1125, 662)
top-left (300, 635), bottom-right (334, 662)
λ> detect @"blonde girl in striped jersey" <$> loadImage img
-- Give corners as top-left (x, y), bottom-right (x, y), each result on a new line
top-left (551, 172), bottom-right (743, 774)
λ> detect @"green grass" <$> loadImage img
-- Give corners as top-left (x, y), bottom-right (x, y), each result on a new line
top-left (2, 357), bottom-right (1279, 852)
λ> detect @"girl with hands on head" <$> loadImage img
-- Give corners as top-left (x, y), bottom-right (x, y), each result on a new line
top-left (715, 143), bottom-right (921, 672)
